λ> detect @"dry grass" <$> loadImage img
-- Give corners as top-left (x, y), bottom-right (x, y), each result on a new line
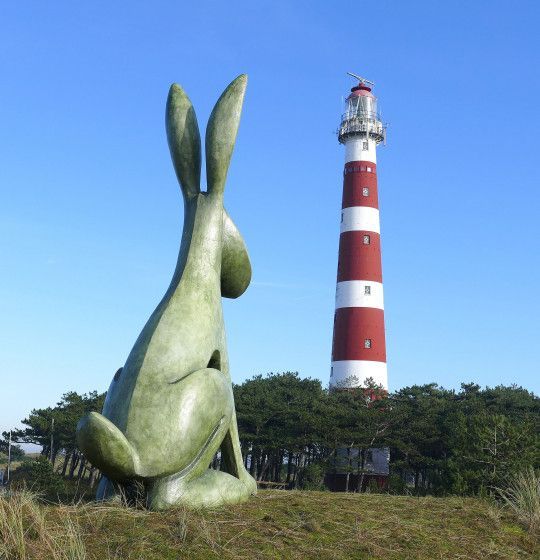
top-left (0, 489), bottom-right (537, 560)
top-left (0, 489), bottom-right (86, 560)
top-left (497, 468), bottom-right (540, 536)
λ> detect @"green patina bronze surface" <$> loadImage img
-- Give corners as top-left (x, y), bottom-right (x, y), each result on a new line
top-left (76, 75), bottom-right (257, 510)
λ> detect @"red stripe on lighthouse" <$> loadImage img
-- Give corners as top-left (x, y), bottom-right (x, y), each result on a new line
top-left (342, 168), bottom-right (379, 209)
top-left (337, 231), bottom-right (383, 283)
top-left (332, 307), bottom-right (387, 362)
top-left (344, 161), bottom-right (377, 174)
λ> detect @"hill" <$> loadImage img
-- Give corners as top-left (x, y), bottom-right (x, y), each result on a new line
top-left (0, 489), bottom-right (537, 559)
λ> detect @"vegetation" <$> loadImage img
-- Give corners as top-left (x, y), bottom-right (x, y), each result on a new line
top-left (0, 489), bottom-right (86, 560)
top-left (0, 446), bottom-right (24, 464)
top-left (1, 373), bottom-right (538, 557)
top-left (2, 392), bottom-right (104, 490)
top-left (0, 489), bottom-right (537, 560)
top-left (13, 457), bottom-right (65, 497)
top-left (497, 467), bottom-right (540, 535)
top-left (233, 373), bottom-right (539, 495)
top-left (2, 373), bottom-right (538, 498)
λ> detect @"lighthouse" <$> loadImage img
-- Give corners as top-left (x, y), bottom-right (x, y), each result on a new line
top-left (325, 73), bottom-right (389, 492)
top-left (330, 73), bottom-right (388, 391)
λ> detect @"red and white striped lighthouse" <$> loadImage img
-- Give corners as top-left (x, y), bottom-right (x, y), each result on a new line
top-left (330, 73), bottom-right (388, 391)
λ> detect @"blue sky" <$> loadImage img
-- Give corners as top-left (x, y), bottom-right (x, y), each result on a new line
top-left (1, 1), bottom-right (539, 434)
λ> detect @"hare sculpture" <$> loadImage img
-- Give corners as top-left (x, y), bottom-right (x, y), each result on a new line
top-left (76, 75), bottom-right (257, 510)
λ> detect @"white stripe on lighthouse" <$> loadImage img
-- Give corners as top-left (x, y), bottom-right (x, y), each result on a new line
top-left (330, 360), bottom-right (388, 389)
top-left (341, 206), bottom-right (380, 234)
top-left (335, 280), bottom-right (384, 310)
top-left (345, 137), bottom-right (377, 164)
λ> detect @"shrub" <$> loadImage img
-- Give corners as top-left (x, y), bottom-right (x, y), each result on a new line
top-left (366, 478), bottom-right (381, 494)
top-left (387, 473), bottom-right (408, 494)
top-left (15, 456), bottom-right (65, 497)
top-left (298, 463), bottom-right (327, 491)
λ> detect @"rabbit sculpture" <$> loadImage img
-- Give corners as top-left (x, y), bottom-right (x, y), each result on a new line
top-left (76, 75), bottom-right (257, 510)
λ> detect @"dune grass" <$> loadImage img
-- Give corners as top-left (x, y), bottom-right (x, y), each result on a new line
top-left (0, 489), bottom-right (86, 560)
top-left (497, 468), bottom-right (540, 536)
top-left (0, 489), bottom-right (537, 560)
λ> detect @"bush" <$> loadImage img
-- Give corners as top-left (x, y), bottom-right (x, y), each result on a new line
top-left (496, 467), bottom-right (540, 535)
top-left (366, 478), bottom-right (382, 494)
top-left (387, 473), bottom-right (408, 494)
top-left (298, 463), bottom-right (327, 491)
top-left (15, 456), bottom-right (65, 497)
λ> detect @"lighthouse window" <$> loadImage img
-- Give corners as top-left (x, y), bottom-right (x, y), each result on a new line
top-left (367, 166), bottom-right (372, 172)
top-left (363, 235), bottom-right (370, 245)
top-left (362, 187), bottom-right (369, 197)
top-left (364, 285), bottom-right (371, 295)
top-left (341, 212), bottom-right (344, 223)
top-left (362, 141), bottom-right (368, 151)
top-left (364, 339), bottom-right (372, 349)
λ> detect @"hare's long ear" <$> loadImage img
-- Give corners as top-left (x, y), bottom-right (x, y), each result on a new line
top-left (166, 84), bottom-right (201, 200)
top-left (205, 74), bottom-right (247, 196)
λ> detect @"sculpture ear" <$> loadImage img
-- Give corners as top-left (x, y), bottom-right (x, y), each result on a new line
top-left (166, 84), bottom-right (201, 199)
top-left (221, 209), bottom-right (251, 298)
top-left (205, 75), bottom-right (247, 196)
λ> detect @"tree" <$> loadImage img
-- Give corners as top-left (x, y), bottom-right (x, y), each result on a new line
top-left (453, 412), bottom-right (539, 493)
top-left (325, 378), bottom-right (391, 492)
top-left (234, 372), bottom-right (326, 485)
top-left (4, 375), bottom-right (538, 499)
top-left (0, 439), bottom-right (25, 462)
top-left (386, 384), bottom-right (456, 494)
top-left (3, 390), bottom-right (105, 481)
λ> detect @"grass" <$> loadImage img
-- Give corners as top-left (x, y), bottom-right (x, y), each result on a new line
top-left (0, 489), bottom-right (537, 560)
top-left (497, 468), bottom-right (540, 535)
top-left (0, 489), bottom-right (86, 560)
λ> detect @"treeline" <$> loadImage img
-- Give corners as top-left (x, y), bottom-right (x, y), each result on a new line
top-left (2, 373), bottom-right (539, 495)
top-left (234, 373), bottom-right (539, 494)
top-left (3, 391), bottom-right (104, 487)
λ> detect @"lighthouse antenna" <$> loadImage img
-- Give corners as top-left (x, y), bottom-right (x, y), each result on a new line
top-left (347, 71), bottom-right (375, 87)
